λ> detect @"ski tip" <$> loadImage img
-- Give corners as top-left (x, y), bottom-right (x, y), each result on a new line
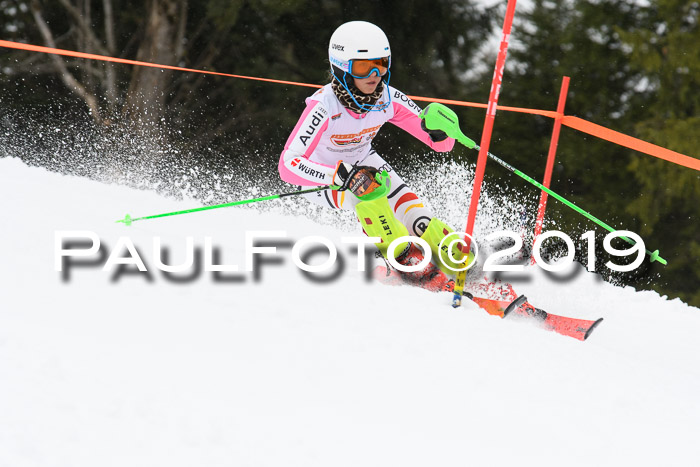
top-left (583, 318), bottom-right (604, 340)
top-left (452, 293), bottom-right (462, 308)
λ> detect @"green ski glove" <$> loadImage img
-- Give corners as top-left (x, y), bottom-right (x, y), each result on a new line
top-left (420, 103), bottom-right (477, 149)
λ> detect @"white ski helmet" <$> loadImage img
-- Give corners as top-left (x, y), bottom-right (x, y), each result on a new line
top-left (328, 21), bottom-right (391, 81)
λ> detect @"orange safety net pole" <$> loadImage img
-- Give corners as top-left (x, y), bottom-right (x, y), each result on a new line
top-left (452, 0), bottom-right (519, 308)
top-left (531, 76), bottom-right (570, 264)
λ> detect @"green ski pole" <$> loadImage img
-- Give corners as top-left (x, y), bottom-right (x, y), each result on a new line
top-left (116, 185), bottom-right (334, 226)
top-left (420, 103), bottom-right (667, 265)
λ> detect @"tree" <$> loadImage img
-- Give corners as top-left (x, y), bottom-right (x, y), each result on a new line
top-left (3, 0), bottom-right (250, 127)
top-left (618, 0), bottom-right (700, 305)
top-left (494, 0), bottom-right (649, 203)
top-left (20, 0), bottom-right (189, 124)
top-left (1, 0), bottom-right (496, 139)
top-left (479, 0), bottom-right (700, 306)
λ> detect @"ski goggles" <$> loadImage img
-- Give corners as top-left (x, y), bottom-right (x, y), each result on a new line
top-left (348, 57), bottom-right (391, 79)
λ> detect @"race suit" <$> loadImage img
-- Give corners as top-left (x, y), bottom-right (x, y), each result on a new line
top-left (278, 82), bottom-right (454, 237)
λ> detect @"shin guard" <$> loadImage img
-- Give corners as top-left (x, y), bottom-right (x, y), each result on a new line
top-left (354, 171), bottom-right (409, 259)
top-left (420, 218), bottom-right (475, 274)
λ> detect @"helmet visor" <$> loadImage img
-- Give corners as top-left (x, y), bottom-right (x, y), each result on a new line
top-left (349, 57), bottom-right (390, 79)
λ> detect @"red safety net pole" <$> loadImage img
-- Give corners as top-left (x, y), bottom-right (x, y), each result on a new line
top-left (453, 0), bottom-right (518, 307)
top-left (531, 76), bottom-right (570, 264)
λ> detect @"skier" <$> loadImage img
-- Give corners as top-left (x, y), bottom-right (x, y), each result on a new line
top-left (278, 20), bottom-right (468, 291)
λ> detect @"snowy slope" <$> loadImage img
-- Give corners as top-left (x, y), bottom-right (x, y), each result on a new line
top-left (1, 156), bottom-right (699, 467)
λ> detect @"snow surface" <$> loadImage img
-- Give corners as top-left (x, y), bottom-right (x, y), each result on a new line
top-left (1, 156), bottom-right (699, 467)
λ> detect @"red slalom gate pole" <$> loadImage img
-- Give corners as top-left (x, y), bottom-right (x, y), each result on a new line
top-left (530, 76), bottom-right (570, 265)
top-left (453, 0), bottom-right (519, 307)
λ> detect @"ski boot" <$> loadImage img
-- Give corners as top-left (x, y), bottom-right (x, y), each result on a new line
top-left (372, 246), bottom-right (455, 292)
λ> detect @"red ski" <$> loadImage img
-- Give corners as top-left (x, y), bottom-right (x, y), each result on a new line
top-left (466, 293), bottom-right (604, 341)
top-left (373, 265), bottom-right (603, 341)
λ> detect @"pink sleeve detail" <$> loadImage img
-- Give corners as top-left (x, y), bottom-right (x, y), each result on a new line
top-left (278, 158), bottom-right (327, 186)
top-left (305, 118), bottom-right (328, 155)
top-left (282, 102), bottom-right (317, 151)
top-left (278, 100), bottom-right (334, 186)
top-left (389, 101), bottom-right (455, 152)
